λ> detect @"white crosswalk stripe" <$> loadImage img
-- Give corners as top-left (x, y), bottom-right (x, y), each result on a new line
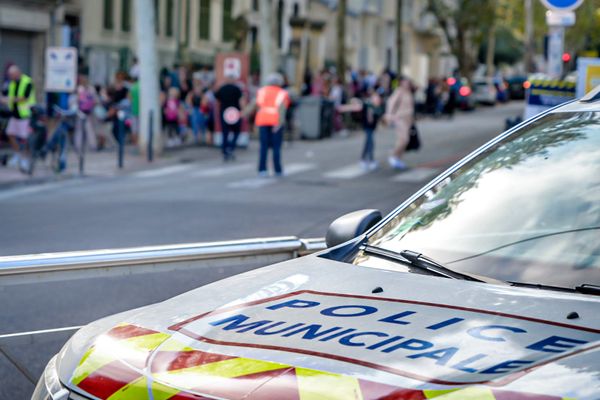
top-left (132, 164), bottom-right (194, 178)
top-left (227, 162), bottom-right (316, 189)
top-left (192, 163), bottom-right (254, 177)
top-left (391, 168), bottom-right (439, 183)
top-left (323, 163), bottom-right (368, 179)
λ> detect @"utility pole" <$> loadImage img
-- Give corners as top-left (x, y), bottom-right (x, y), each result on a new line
top-left (135, 0), bottom-right (162, 156)
top-left (396, 0), bottom-right (404, 77)
top-left (524, 0), bottom-right (534, 73)
top-left (486, 3), bottom-right (497, 78)
top-left (336, 0), bottom-right (346, 83)
top-left (259, 0), bottom-right (274, 84)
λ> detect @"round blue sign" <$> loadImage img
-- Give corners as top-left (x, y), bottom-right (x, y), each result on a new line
top-left (540, 0), bottom-right (584, 11)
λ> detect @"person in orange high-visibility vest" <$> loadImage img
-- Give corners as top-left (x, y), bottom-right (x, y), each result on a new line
top-left (255, 73), bottom-right (290, 176)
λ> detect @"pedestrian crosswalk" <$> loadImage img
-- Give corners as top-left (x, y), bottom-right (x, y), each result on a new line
top-left (129, 159), bottom-right (440, 188)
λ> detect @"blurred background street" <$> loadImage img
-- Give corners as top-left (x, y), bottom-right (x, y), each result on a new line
top-left (0, 102), bottom-right (521, 256)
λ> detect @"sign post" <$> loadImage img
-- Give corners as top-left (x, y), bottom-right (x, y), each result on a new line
top-left (540, 0), bottom-right (583, 78)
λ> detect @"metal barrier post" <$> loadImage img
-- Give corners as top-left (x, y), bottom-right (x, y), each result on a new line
top-left (147, 110), bottom-right (153, 162)
top-left (79, 114), bottom-right (86, 175)
top-left (117, 111), bottom-right (125, 169)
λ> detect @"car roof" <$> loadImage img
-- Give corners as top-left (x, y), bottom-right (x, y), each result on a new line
top-left (552, 85), bottom-right (600, 113)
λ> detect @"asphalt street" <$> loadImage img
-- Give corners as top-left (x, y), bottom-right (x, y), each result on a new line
top-left (0, 102), bottom-right (522, 256)
top-left (0, 102), bottom-right (523, 398)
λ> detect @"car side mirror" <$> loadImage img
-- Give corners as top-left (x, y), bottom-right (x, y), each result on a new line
top-left (326, 209), bottom-right (382, 248)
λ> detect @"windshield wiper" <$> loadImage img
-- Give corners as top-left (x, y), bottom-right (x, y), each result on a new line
top-left (362, 245), bottom-right (485, 282)
top-left (508, 282), bottom-right (600, 296)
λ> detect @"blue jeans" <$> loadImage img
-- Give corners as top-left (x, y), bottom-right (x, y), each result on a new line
top-left (221, 117), bottom-right (240, 158)
top-left (361, 128), bottom-right (375, 161)
top-left (259, 125), bottom-right (283, 174)
top-left (190, 108), bottom-right (207, 142)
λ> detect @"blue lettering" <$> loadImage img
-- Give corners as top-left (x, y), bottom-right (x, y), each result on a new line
top-left (451, 353), bottom-right (488, 373)
top-left (378, 311), bottom-right (416, 325)
top-left (479, 359), bottom-right (534, 374)
top-left (254, 322), bottom-right (305, 335)
top-left (318, 328), bottom-right (357, 342)
top-left (209, 314), bottom-right (272, 333)
top-left (467, 325), bottom-right (527, 342)
top-left (339, 332), bottom-right (388, 347)
top-left (407, 347), bottom-right (458, 366)
top-left (427, 317), bottom-right (464, 330)
top-left (267, 299), bottom-right (320, 311)
top-left (382, 338), bottom-right (434, 353)
top-left (282, 324), bottom-right (342, 339)
top-left (526, 336), bottom-right (588, 353)
top-left (321, 305), bottom-right (378, 317)
top-left (367, 335), bottom-right (404, 350)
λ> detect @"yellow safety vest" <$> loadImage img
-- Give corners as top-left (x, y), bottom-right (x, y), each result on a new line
top-left (8, 74), bottom-right (35, 118)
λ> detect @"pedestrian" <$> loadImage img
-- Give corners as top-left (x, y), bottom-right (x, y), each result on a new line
top-left (163, 87), bottom-right (181, 146)
top-left (360, 88), bottom-right (384, 170)
top-left (215, 71), bottom-right (244, 161)
top-left (2, 65), bottom-right (35, 172)
top-left (384, 76), bottom-right (414, 170)
top-left (75, 74), bottom-right (98, 151)
top-left (252, 73), bottom-right (290, 177)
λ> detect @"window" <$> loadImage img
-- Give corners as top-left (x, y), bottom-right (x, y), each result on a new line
top-left (154, 0), bottom-right (160, 34)
top-left (222, 0), bottom-right (234, 42)
top-left (277, 0), bottom-right (284, 48)
top-left (121, 0), bottom-right (131, 32)
top-left (166, 0), bottom-right (174, 37)
top-left (198, 0), bottom-right (210, 40)
top-left (103, 0), bottom-right (114, 30)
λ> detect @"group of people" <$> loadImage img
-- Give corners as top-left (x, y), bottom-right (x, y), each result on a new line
top-left (1, 59), bottom-right (419, 176)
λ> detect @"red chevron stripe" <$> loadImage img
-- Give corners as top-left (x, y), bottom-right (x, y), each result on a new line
top-left (493, 390), bottom-right (562, 400)
top-left (151, 350), bottom-right (237, 373)
top-left (106, 324), bottom-right (159, 340)
top-left (359, 379), bottom-right (426, 400)
top-left (77, 360), bottom-right (142, 399)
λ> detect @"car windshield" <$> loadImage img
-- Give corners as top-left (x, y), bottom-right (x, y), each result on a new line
top-left (363, 111), bottom-right (600, 288)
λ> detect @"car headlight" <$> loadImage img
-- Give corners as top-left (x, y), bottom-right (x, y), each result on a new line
top-left (31, 355), bottom-right (70, 400)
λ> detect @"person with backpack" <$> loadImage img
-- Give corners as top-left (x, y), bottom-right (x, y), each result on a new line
top-left (384, 77), bottom-right (414, 170)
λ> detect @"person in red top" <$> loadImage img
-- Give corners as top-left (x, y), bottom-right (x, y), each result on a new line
top-left (254, 73), bottom-right (290, 176)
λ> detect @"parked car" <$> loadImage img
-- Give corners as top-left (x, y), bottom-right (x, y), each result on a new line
top-left (34, 87), bottom-right (600, 400)
top-left (506, 75), bottom-right (528, 100)
top-left (448, 77), bottom-right (476, 110)
top-left (473, 78), bottom-right (498, 105)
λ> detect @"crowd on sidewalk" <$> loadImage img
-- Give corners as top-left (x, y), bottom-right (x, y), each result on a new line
top-left (1, 58), bottom-right (473, 178)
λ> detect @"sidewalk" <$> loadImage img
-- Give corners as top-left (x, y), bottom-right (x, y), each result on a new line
top-left (0, 142), bottom-right (224, 189)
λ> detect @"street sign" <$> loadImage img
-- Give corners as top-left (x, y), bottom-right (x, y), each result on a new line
top-left (540, 0), bottom-right (584, 11)
top-left (576, 57), bottom-right (600, 98)
top-left (45, 47), bottom-right (78, 93)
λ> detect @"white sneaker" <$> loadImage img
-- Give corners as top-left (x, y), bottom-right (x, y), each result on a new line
top-left (7, 154), bottom-right (20, 168)
top-left (360, 160), bottom-right (370, 171)
top-left (19, 157), bottom-right (30, 172)
top-left (368, 161), bottom-right (379, 171)
top-left (388, 156), bottom-right (407, 170)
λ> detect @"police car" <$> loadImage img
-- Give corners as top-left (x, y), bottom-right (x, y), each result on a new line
top-left (34, 88), bottom-right (600, 400)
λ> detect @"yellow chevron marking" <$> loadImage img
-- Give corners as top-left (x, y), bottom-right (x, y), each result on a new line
top-left (296, 367), bottom-right (363, 400)
top-left (107, 376), bottom-right (149, 400)
top-left (71, 331), bottom-right (169, 385)
top-left (425, 387), bottom-right (495, 399)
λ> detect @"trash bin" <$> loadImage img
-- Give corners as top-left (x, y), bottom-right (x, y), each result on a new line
top-left (296, 96), bottom-right (334, 139)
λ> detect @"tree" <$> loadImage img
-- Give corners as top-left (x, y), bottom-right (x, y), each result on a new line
top-left (427, 0), bottom-right (495, 80)
top-left (336, 0), bottom-right (347, 83)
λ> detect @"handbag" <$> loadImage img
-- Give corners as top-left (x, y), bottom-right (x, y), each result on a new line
top-left (406, 123), bottom-right (421, 151)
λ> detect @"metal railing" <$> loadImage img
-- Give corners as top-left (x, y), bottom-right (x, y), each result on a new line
top-left (0, 236), bottom-right (327, 278)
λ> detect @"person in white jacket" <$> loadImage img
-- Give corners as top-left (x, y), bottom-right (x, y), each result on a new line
top-left (384, 77), bottom-right (414, 170)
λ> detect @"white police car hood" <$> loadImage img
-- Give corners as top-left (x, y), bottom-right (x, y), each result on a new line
top-left (59, 256), bottom-right (600, 399)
